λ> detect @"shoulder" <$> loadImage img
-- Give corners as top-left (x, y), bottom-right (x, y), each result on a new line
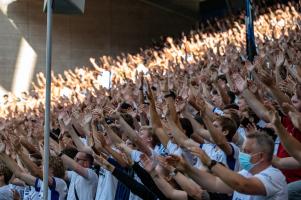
top-left (86, 168), bottom-right (99, 181)
top-left (256, 166), bottom-right (286, 182)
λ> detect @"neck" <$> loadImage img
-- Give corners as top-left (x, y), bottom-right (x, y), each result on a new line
top-left (250, 161), bottom-right (271, 175)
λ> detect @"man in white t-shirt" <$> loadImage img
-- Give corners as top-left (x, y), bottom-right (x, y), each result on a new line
top-left (59, 151), bottom-right (98, 200)
top-left (186, 133), bottom-right (287, 200)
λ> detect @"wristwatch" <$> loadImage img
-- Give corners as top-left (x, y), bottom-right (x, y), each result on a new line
top-left (169, 169), bottom-right (179, 177)
top-left (207, 160), bottom-right (217, 171)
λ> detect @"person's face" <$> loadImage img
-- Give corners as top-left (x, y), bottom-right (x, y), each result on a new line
top-left (238, 98), bottom-right (247, 111)
top-left (291, 93), bottom-right (301, 112)
top-left (212, 93), bottom-right (223, 108)
top-left (139, 129), bottom-right (152, 145)
top-left (242, 138), bottom-right (264, 165)
top-left (75, 152), bottom-right (90, 168)
top-left (62, 134), bottom-right (73, 147)
top-left (212, 120), bottom-right (224, 134)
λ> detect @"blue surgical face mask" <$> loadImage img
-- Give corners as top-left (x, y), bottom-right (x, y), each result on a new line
top-left (239, 152), bottom-right (254, 171)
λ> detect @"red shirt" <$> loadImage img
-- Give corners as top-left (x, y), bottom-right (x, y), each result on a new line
top-left (277, 116), bottom-right (301, 183)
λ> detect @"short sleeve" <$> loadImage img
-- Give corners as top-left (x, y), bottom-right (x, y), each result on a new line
top-left (67, 170), bottom-right (74, 181)
top-left (86, 168), bottom-right (98, 181)
top-left (255, 170), bottom-right (279, 197)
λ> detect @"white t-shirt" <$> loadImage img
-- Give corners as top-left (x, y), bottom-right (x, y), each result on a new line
top-left (166, 140), bottom-right (183, 156)
top-left (0, 185), bottom-right (13, 200)
top-left (23, 186), bottom-right (39, 200)
top-left (200, 143), bottom-right (240, 171)
top-left (34, 177), bottom-right (67, 200)
top-left (232, 166), bottom-right (288, 200)
top-left (67, 169), bottom-right (98, 200)
top-left (95, 168), bottom-right (118, 200)
top-left (166, 140), bottom-right (199, 167)
top-left (130, 144), bottom-right (167, 162)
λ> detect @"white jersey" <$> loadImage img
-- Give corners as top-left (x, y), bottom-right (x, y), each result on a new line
top-left (0, 185), bottom-right (13, 200)
top-left (23, 186), bottom-right (39, 200)
top-left (95, 168), bottom-right (118, 200)
top-left (232, 166), bottom-right (288, 200)
top-left (67, 169), bottom-right (98, 200)
top-left (34, 177), bottom-right (67, 200)
top-left (200, 143), bottom-right (240, 171)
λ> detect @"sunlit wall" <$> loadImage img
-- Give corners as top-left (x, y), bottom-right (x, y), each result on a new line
top-left (0, 0), bottom-right (194, 96)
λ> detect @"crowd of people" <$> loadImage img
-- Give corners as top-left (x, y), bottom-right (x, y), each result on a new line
top-left (0, 0), bottom-right (301, 199)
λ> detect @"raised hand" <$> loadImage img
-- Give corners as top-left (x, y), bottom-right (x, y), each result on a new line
top-left (165, 155), bottom-right (187, 172)
top-left (188, 146), bottom-right (211, 167)
top-left (258, 68), bottom-right (276, 87)
top-left (140, 154), bottom-right (157, 173)
top-left (232, 73), bottom-right (247, 93)
top-left (275, 52), bottom-right (285, 68)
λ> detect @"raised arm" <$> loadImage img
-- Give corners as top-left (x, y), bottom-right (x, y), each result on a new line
top-left (20, 137), bottom-right (41, 157)
top-left (61, 117), bottom-right (93, 155)
top-left (0, 153), bottom-right (36, 186)
top-left (118, 114), bottom-right (152, 156)
top-left (181, 110), bottom-right (209, 143)
top-left (271, 110), bottom-right (301, 164)
top-left (162, 78), bottom-right (181, 127)
top-left (147, 81), bottom-right (169, 147)
top-left (188, 147), bottom-right (266, 195)
top-left (255, 70), bottom-right (291, 114)
top-left (202, 115), bottom-right (233, 156)
top-left (159, 157), bottom-right (206, 200)
top-left (273, 157), bottom-right (301, 170)
top-left (141, 155), bottom-right (188, 200)
top-left (233, 73), bottom-right (271, 122)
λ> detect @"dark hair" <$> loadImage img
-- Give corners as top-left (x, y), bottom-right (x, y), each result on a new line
top-left (224, 109), bottom-right (240, 128)
top-left (247, 133), bottom-right (274, 162)
top-left (217, 116), bottom-right (237, 142)
top-left (180, 118), bottom-right (193, 138)
top-left (49, 156), bottom-right (65, 179)
top-left (85, 153), bottom-right (94, 166)
top-left (61, 147), bottom-right (78, 159)
top-left (218, 75), bottom-right (227, 83)
top-left (140, 126), bottom-right (160, 146)
top-left (194, 114), bottom-right (205, 127)
top-left (224, 104), bottom-right (239, 110)
top-left (0, 160), bottom-right (13, 184)
top-left (227, 91), bottom-right (236, 104)
top-left (120, 102), bottom-right (132, 110)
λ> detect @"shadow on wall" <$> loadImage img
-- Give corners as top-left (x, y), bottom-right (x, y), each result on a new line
top-left (1, 0), bottom-right (194, 93)
top-left (0, 9), bottom-right (19, 93)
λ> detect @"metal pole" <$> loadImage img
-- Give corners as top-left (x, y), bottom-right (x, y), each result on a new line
top-left (43, 0), bottom-right (53, 199)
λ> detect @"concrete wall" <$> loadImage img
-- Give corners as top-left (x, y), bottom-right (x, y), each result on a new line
top-left (0, 0), bottom-right (195, 95)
